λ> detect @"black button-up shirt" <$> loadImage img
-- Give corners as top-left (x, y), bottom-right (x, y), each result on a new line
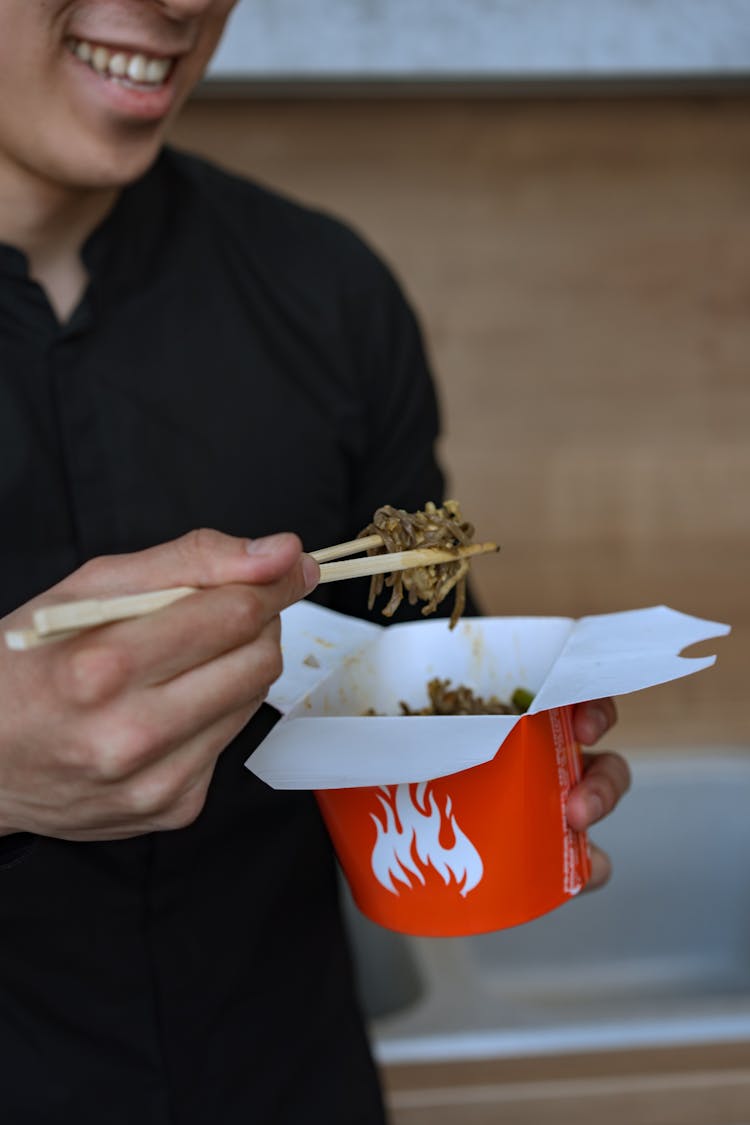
top-left (0, 148), bottom-right (445, 1124)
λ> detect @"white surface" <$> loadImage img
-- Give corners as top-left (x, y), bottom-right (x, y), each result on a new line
top-left (248, 602), bottom-right (729, 789)
top-left (375, 1015), bottom-right (750, 1063)
top-left (209, 0), bottom-right (750, 80)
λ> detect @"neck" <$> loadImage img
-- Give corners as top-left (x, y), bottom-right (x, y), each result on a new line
top-left (0, 163), bottom-right (118, 322)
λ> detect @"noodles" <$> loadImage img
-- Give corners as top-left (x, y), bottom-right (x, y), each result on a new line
top-left (358, 500), bottom-right (475, 628)
top-left (364, 680), bottom-right (533, 717)
top-left (399, 678), bottom-right (533, 716)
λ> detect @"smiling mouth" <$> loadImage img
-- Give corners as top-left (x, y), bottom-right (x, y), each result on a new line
top-left (66, 36), bottom-right (176, 89)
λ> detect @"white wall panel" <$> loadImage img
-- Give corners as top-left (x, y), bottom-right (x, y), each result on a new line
top-left (208, 0), bottom-right (750, 80)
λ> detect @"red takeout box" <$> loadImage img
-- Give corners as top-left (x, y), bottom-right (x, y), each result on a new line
top-left (247, 602), bottom-right (729, 937)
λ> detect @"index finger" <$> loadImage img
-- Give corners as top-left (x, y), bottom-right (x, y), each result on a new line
top-left (59, 554), bottom-right (318, 698)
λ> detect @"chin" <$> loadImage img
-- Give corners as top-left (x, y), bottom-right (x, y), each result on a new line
top-left (50, 128), bottom-right (168, 191)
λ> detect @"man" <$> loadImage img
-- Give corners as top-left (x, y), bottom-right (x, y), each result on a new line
top-left (0, 2), bottom-right (629, 1121)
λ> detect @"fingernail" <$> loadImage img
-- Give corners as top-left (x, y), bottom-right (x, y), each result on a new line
top-left (302, 554), bottom-right (320, 593)
top-left (245, 533), bottom-right (291, 557)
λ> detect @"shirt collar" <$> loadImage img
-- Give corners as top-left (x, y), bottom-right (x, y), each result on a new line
top-left (0, 148), bottom-right (171, 291)
top-left (81, 149), bottom-right (171, 290)
top-left (0, 150), bottom-right (172, 337)
top-left (0, 242), bottom-right (30, 280)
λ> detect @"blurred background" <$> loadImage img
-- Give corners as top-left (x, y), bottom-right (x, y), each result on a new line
top-left (170, 0), bottom-right (750, 752)
top-left (169, 3), bottom-right (750, 1120)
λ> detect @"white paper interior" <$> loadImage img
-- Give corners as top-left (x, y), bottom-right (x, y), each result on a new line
top-left (249, 603), bottom-right (731, 791)
top-left (294, 615), bottom-right (574, 719)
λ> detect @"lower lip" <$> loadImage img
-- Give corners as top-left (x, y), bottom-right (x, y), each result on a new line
top-left (65, 49), bottom-right (178, 122)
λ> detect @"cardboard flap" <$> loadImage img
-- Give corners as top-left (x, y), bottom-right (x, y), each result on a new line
top-left (249, 603), bottom-right (731, 792)
top-left (529, 606), bottom-right (731, 714)
top-left (266, 600), bottom-right (382, 715)
top-left (248, 714), bottom-right (520, 790)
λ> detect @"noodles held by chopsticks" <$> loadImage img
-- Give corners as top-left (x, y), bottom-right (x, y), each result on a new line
top-left (357, 500), bottom-right (476, 628)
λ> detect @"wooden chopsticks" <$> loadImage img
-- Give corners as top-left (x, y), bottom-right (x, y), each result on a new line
top-left (316, 541), bottom-right (497, 583)
top-left (4, 537), bottom-right (498, 650)
top-left (309, 532), bottom-right (382, 562)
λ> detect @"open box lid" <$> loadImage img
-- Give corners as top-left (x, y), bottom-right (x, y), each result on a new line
top-left (248, 602), bottom-right (730, 790)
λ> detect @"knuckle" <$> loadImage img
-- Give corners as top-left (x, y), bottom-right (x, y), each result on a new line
top-left (263, 644), bottom-right (284, 689)
top-left (75, 555), bottom-right (109, 583)
top-left (56, 555), bottom-right (111, 600)
top-left (228, 587), bottom-right (264, 637)
top-left (161, 785), bottom-right (209, 830)
top-left (242, 632), bottom-right (283, 697)
top-left (92, 719), bottom-right (157, 781)
top-left (599, 751), bottom-right (632, 797)
top-left (581, 752), bottom-right (632, 821)
top-left (63, 645), bottom-right (130, 706)
top-left (577, 697), bottom-right (618, 744)
top-left (599, 697), bottom-right (618, 733)
top-left (256, 629), bottom-right (284, 684)
top-left (588, 776), bottom-right (617, 815)
top-left (180, 528), bottom-right (223, 568)
top-left (122, 770), bottom-right (178, 818)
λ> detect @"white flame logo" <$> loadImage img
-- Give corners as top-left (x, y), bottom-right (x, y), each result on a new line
top-left (370, 783), bottom-right (484, 897)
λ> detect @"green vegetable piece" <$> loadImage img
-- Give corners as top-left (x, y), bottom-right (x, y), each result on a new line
top-left (512, 687), bottom-right (535, 714)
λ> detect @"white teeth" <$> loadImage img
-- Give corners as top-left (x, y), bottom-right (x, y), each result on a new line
top-left (69, 38), bottom-right (172, 87)
top-left (145, 58), bottom-right (170, 83)
top-left (126, 54), bottom-right (148, 82)
top-left (108, 52), bottom-right (128, 78)
top-left (92, 46), bottom-right (111, 72)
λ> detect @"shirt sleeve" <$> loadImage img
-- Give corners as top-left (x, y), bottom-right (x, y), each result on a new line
top-left (328, 254), bottom-right (481, 623)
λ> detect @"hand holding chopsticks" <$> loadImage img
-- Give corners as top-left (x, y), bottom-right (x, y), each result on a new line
top-left (4, 534), bottom-right (498, 650)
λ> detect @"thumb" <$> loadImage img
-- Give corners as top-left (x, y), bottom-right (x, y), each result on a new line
top-left (58, 529), bottom-right (319, 599)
